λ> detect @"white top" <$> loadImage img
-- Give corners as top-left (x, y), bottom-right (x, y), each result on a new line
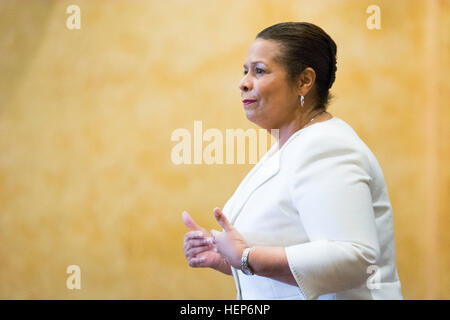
top-left (222, 117), bottom-right (403, 300)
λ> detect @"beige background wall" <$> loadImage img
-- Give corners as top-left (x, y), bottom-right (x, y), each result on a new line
top-left (0, 0), bottom-right (448, 299)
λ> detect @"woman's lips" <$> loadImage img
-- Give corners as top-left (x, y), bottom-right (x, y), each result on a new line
top-left (242, 99), bottom-right (257, 106)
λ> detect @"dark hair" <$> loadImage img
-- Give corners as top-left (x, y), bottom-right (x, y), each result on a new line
top-left (256, 22), bottom-right (337, 110)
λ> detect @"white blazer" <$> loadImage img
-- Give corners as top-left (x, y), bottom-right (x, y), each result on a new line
top-left (222, 117), bottom-right (403, 300)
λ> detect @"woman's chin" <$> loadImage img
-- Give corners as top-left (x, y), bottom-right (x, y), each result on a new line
top-left (244, 110), bottom-right (256, 122)
top-left (244, 104), bottom-right (263, 124)
top-left (244, 112), bottom-right (264, 128)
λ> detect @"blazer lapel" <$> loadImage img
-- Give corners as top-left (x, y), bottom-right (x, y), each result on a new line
top-left (225, 127), bottom-right (307, 225)
top-left (228, 148), bottom-right (281, 224)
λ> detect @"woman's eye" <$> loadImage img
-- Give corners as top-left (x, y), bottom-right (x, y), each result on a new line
top-left (255, 67), bottom-right (264, 74)
top-left (243, 70), bottom-right (248, 75)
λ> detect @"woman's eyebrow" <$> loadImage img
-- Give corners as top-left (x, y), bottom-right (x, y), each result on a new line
top-left (243, 61), bottom-right (266, 68)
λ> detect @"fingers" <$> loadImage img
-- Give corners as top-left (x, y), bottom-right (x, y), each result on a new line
top-left (188, 256), bottom-right (207, 268)
top-left (210, 229), bottom-right (224, 252)
top-left (185, 244), bottom-right (216, 260)
top-left (213, 207), bottom-right (233, 232)
top-left (184, 230), bottom-right (207, 241)
top-left (182, 208), bottom-right (234, 269)
top-left (182, 211), bottom-right (203, 231)
top-left (210, 229), bottom-right (221, 239)
top-left (183, 231), bottom-right (215, 260)
top-left (184, 234), bottom-right (214, 251)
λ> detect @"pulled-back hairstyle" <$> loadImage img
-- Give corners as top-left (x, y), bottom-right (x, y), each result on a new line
top-left (256, 22), bottom-right (337, 110)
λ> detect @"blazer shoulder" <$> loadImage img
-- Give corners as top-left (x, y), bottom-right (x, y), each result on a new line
top-left (286, 120), bottom-right (362, 154)
top-left (281, 120), bottom-right (371, 172)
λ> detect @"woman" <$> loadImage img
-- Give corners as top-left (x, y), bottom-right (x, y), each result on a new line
top-left (182, 22), bottom-right (402, 300)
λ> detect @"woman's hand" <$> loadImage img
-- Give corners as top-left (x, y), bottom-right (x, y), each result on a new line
top-left (182, 210), bottom-right (229, 273)
top-left (210, 208), bottom-right (249, 269)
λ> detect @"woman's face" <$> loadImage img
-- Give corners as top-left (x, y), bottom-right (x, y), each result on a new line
top-left (239, 38), bottom-right (300, 130)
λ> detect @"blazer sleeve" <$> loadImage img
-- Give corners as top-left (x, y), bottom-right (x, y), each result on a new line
top-left (284, 133), bottom-right (381, 300)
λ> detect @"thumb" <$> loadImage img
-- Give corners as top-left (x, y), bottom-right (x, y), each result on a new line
top-left (213, 207), bottom-right (233, 232)
top-left (182, 211), bottom-right (203, 231)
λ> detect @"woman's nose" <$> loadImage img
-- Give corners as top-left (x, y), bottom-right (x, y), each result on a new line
top-left (239, 75), bottom-right (252, 92)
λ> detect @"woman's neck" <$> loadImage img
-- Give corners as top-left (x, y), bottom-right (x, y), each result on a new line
top-left (273, 110), bottom-right (332, 149)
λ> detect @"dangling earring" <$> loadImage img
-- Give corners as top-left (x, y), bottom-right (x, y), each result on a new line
top-left (300, 95), bottom-right (305, 107)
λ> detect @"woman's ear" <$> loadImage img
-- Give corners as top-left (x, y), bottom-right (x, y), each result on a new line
top-left (297, 67), bottom-right (316, 96)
